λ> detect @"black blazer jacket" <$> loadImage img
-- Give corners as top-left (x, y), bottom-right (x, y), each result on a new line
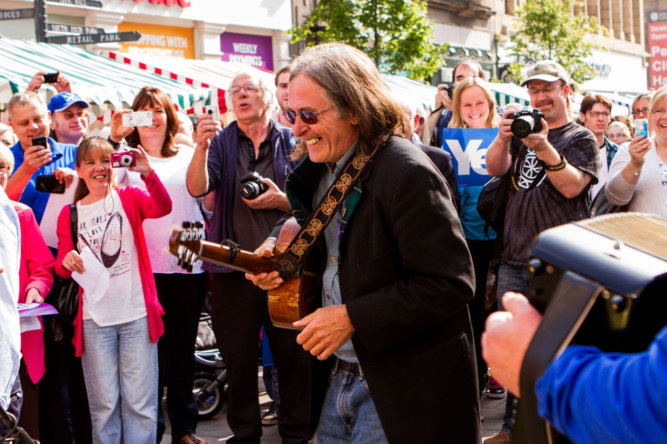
top-left (284, 136), bottom-right (480, 443)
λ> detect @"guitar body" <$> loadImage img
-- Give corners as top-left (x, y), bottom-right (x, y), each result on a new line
top-left (267, 218), bottom-right (319, 329)
top-left (169, 217), bottom-right (319, 330)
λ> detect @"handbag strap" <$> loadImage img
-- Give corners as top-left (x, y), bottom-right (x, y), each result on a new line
top-left (69, 203), bottom-right (78, 253)
top-left (272, 134), bottom-right (390, 279)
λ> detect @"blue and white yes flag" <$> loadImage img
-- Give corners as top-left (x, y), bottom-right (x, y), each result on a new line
top-left (441, 128), bottom-right (499, 186)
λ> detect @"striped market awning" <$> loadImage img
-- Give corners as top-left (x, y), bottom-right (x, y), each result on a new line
top-left (0, 38), bottom-right (211, 109)
top-left (106, 51), bottom-right (276, 113)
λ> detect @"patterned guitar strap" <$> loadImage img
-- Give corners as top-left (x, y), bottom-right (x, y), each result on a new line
top-left (272, 134), bottom-right (390, 280)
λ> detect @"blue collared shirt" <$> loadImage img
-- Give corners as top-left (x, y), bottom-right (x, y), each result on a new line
top-left (313, 141), bottom-right (358, 363)
top-left (10, 137), bottom-right (77, 223)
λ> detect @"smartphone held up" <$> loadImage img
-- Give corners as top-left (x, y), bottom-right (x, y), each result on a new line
top-left (122, 111), bottom-right (153, 127)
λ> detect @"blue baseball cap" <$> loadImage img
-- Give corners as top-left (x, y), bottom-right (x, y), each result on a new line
top-left (47, 92), bottom-right (89, 113)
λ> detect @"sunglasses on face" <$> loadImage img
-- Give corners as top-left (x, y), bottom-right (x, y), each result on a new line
top-left (284, 106), bottom-right (334, 125)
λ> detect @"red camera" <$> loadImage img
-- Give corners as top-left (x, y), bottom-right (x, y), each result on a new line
top-left (110, 151), bottom-right (136, 168)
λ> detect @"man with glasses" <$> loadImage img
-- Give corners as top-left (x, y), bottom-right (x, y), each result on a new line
top-left (247, 43), bottom-right (479, 443)
top-left (579, 94), bottom-right (619, 199)
top-left (484, 60), bottom-right (600, 444)
top-left (187, 70), bottom-right (312, 444)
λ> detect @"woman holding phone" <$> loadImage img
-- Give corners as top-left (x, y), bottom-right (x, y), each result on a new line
top-left (110, 87), bottom-right (212, 444)
top-left (55, 137), bottom-right (171, 443)
top-left (606, 85), bottom-right (667, 215)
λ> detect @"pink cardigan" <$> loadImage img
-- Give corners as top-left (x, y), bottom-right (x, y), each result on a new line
top-left (14, 202), bottom-right (55, 384)
top-left (54, 170), bottom-right (172, 357)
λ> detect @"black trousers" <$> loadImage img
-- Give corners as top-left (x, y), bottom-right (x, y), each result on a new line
top-left (466, 238), bottom-right (496, 390)
top-left (155, 272), bottom-right (207, 443)
top-left (39, 315), bottom-right (92, 444)
top-left (18, 360), bottom-right (38, 439)
top-left (209, 272), bottom-right (312, 444)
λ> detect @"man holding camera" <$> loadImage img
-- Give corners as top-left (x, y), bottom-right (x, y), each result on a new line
top-left (186, 70), bottom-right (313, 443)
top-left (484, 60), bottom-right (600, 444)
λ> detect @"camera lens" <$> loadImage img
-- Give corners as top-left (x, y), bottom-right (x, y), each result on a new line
top-left (241, 182), bottom-right (261, 199)
top-left (120, 154), bottom-right (133, 167)
top-left (511, 116), bottom-right (535, 138)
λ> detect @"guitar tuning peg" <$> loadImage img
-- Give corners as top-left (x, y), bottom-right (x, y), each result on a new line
top-left (193, 221), bottom-right (204, 229)
top-left (182, 221), bottom-right (191, 229)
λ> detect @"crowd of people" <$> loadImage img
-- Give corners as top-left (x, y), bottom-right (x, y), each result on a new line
top-left (0, 43), bottom-right (664, 444)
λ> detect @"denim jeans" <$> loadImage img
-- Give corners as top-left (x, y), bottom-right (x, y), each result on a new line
top-left (496, 263), bottom-right (530, 436)
top-left (315, 367), bottom-right (387, 444)
top-left (82, 317), bottom-right (158, 444)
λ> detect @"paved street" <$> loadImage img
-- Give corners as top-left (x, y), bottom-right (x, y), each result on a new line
top-left (163, 367), bottom-right (505, 442)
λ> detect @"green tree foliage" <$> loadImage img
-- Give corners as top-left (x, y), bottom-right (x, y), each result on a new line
top-left (507, 0), bottom-right (605, 84)
top-left (290, 0), bottom-right (444, 80)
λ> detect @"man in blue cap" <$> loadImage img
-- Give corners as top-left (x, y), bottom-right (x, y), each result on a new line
top-left (47, 92), bottom-right (89, 146)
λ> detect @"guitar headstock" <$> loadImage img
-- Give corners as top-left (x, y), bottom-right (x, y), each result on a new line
top-left (169, 221), bottom-right (205, 272)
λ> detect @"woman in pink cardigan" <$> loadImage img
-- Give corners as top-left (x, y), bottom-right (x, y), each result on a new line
top-left (0, 143), bottom-right (54, 439)
top-left (55, 137), bottom-right (171, 443)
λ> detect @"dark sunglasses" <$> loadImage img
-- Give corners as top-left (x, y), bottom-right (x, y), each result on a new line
top-left (284, 106), bottom-right (334, 125)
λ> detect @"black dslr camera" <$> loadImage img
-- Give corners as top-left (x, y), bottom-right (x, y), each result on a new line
top-left (508, 108), bottom-right (544, 138)
top-left (240, 172), bottom-right (268, 200)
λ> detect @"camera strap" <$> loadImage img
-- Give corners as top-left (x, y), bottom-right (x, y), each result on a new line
top-left (271, 133), bottom-right (391, 280)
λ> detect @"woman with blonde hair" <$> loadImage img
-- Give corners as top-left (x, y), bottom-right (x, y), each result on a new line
top-left (606, 85), bottom-right (667, 215)
top-left (448, 76), bottom-right (503, 399)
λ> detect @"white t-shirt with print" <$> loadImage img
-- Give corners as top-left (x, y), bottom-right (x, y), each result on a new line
top-left (76, 190), bottom-right (146, 326)
top-left (116, 146), bottom-right (204, 274)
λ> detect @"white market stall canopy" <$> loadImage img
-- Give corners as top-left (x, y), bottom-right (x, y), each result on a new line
top-left (0, 38), bottom-right (211, 109)
top-left (107, 51), bottom-right (276, 113)
top-left (382, 74), bottom-right (532, 112)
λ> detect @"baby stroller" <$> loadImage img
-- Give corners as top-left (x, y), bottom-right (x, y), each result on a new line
top-left (193, 312), bottom-right (228, 420)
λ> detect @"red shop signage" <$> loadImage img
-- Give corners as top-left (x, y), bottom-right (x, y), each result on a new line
top-left (134, 0), bottom-right (191, 7)
top-left (649, 21), bottom-right (667, 89)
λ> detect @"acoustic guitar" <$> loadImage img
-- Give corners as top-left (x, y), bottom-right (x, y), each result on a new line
top-left (168, 218), bottom-right (318, 329)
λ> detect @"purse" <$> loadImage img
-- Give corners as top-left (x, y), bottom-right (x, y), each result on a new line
top-left (477, 174), bottom-right (511, 233)
top-left (55, 204), bottom-right (79, 317)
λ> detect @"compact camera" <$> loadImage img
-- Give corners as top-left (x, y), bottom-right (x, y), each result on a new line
top-left (508, 108), bottom-right (545, 138)
top-left (240, 172), bottom-right (268, 200)
top-left (111, 151), bottom-right (136, 168)
top-left (204, 105), bottom-right (220, 124)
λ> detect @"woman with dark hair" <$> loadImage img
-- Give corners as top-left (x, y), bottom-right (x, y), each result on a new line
top-left (55, 136), bottom-right (171, 442)
top-left (111, 87), bottom-right (211, 444)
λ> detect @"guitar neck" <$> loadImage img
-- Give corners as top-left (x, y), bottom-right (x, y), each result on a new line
top-left (197, 239), bottom-right (276, 274)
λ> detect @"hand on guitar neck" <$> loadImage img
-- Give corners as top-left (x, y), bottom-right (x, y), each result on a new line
top-left (245, 238), bottom-right (284, 290)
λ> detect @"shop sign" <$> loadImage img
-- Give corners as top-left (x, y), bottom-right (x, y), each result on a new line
top-left (133, 0), bottom-right (191, 7)
top-left (220, 32), bottom-right (273, 71)
top-left (118, 22), bottom-right (194, 58)
top-left (648, 18), bottom-right (667, 88)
